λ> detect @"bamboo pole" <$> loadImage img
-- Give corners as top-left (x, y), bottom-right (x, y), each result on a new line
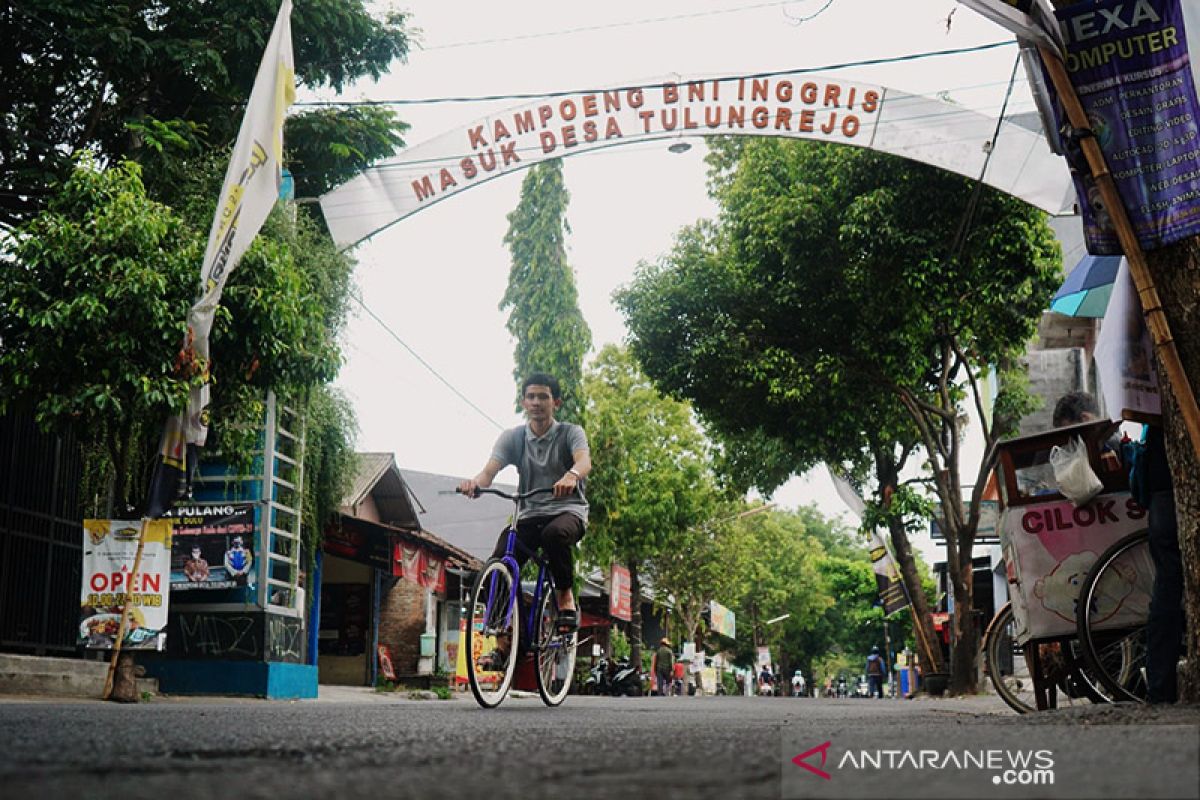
top-left (102, 517), bottom-right (149, 701)
top-left (1038, 46), bottom-right (1200, 461)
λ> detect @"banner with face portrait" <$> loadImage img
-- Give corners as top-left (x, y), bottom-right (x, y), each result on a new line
top-left (162, 504), bottom-right (256, 591)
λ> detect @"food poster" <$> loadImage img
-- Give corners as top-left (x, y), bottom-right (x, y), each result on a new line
top-left (163, 505), bottom-right (256, 591)
top-left (455, 616), bottom-right (501, 688)
top-left (1002, 493), bottom-right (1150, 641)
top-left (80, 519), bottom-right (173, 650)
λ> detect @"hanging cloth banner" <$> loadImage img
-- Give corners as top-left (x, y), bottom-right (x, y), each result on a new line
top-left (867, 528), bottom-right (910, 616)
top-left (145, 0), bottom-right (295, 517)
top-left (1044, 0), bottom-right (1200, 255)
top-left (1095, 257), bottom-right (1161, 421)
top-left (319, 71), bottom-right (1075, 248)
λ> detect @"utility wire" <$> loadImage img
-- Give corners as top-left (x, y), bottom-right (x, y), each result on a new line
top-left (294, 40), bottom-right (1016, 107)
top-left (423, 0), bottom-right (834, 51)
top-left (350, 293), bottom-right (505, 430)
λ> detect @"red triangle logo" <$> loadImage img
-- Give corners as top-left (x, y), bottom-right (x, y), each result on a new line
top-left (792, 740), bottom-right (833, 780)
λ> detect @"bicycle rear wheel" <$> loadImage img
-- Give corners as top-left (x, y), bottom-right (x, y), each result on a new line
top-left (984, 603), bottom-right (1103, 713)
top-left (533, 583), bottom-right (577, 707)
top-left (465, 559), bottom-right (520, 709)
top-left (1077, 529), bottom-right (1153, 703)
top-left (984, 603), bottom-right (1036, 713)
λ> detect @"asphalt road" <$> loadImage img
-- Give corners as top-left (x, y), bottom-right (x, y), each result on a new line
top-left (2, 691), bottom-right (1197, 800)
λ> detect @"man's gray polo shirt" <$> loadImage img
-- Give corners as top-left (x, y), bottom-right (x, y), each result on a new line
top-left (491, 421), bottom-right (589, 523)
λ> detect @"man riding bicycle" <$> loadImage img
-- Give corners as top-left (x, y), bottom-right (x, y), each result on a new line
top-left (459, 372), bottom-right (591, 640)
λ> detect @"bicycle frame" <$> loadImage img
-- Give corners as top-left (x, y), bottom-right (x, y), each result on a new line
top-left (477, 488), bottom-right (559, 651)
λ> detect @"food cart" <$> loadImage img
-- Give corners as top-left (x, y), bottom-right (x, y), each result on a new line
top-left (988, 418), bottom-right (1152, 711)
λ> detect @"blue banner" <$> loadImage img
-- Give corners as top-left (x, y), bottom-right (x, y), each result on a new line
top-left (1054, 0), bottom-right (1200, 254)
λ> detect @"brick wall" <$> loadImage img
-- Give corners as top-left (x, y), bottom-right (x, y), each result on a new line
top-left (378, 578), bottom-right (427, 674)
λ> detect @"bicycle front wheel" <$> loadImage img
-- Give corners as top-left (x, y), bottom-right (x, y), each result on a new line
top-left (465, 559), bottom-right (520, 709)
top-left (534, 584), bottom-right (577, 707)
top-left (1077, 529), bottom-right (1153, 703)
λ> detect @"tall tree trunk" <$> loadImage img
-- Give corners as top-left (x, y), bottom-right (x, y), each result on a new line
top-left (1148, 238), bottom-right (1200, 703)
top-left (886, 516), bottom-right (944, 674)
top-left (629, 559), bottom-right (643, 671)
top-left (948, 542), bottom-right (979, 695)
top-left (875, 454), bottom-right (945, 674)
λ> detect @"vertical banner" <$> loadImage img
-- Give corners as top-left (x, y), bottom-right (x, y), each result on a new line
top-left (868, 529), bottom-right (909, 615)
top-left (80, 520), bottom-right (173, 650)
top-left (1095, 258), bottom-right (1161, 419)
top-left (145, 0), bottom-right (295, 518)
top-left (1051, 0), bottom-right (1200, 254)
top-left (609, 563), bottom-right (632, 621)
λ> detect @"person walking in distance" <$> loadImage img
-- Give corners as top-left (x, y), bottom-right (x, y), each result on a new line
top-left (866, 645), bottom-right (886, 698)
top-left (653, 638), bottom-right (674, 697)
top-left (460, 373), bottom-right (591, 649)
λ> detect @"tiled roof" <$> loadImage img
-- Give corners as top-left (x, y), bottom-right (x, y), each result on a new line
top-left (400, 468), bottom-right (516, 562)
top-left (342, 452), bottom-right (421, 530)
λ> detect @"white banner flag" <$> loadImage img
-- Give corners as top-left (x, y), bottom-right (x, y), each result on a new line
top-left (1095, 258), bottom-right (1161, 421)
top-left (183, 0), bottom-right (296, 446)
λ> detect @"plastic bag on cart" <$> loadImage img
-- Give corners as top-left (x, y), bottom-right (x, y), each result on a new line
top-left (1049, 436), bottom-right (1103, 506)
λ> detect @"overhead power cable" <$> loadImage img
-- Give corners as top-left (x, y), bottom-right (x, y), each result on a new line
top-left (423, 0), bottom-right (835, 51)
top-left (294, 40), bottom-right (1016, 108)
top-left (350, 293), bottom-right (505, 430)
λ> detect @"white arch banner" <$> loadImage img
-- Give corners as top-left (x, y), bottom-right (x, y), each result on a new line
top-left (320, 72), bottom-right (1077, 249)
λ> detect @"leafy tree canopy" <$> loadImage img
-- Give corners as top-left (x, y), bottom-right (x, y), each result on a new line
top-left (0, 155), bottom-right (355, 509)
top-left (1, 0), bottom-right (411, 227)
top-left (580, 345), bottom-right (715, 569)
top-left (618, 139), bottom-right (1059, 497)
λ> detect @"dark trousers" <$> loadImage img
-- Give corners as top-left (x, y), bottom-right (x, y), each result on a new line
top-left (491, 512), bottom-right (585, 591)
top-left (1146, 490), bottom-right (1185, 703)
top-left (868, 674), bottom-right (884, 698)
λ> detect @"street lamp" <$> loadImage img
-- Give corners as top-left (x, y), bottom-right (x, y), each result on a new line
top-left (765, 613), bottom-right (791, 626)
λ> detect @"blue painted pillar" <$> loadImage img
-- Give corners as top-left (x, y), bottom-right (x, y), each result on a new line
top-left (308, 549), bottom-right (323, 667)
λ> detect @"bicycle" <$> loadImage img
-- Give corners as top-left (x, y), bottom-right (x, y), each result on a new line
top-left (459, 486), bottom-right (579, 709)
top-left (984, 601), bottom-right (1109, 713)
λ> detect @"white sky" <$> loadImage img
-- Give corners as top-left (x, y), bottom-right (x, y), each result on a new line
top-left (316, 0), bottom-right (1039, 562)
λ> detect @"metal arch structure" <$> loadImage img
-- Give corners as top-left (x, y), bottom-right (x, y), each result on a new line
top-left (319, 71), bottom-right (1076, 250)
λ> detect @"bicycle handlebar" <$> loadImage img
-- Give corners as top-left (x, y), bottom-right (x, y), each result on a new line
top-left (455, 486), bottom-right (555, 501)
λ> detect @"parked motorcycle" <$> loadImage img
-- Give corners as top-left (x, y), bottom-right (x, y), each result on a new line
top-left (835, 676), bottom-right (849, 698)
top-left (584, 657), bottom-right (613, 696)
top-left (609, 657), bottom-right (642, 696)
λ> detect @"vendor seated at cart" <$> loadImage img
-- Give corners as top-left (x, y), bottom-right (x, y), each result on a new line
top-left (1053, 391), bottom-right (1122, 464)
top-left (1052, 391), bottom-right (1100, 428)
top-left (1014, 392), bottom-right (1120, 498)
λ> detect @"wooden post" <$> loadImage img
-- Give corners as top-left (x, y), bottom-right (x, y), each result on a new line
top-left (1038, 46), bottom-right (1200, 461)
top-left (102, 517), bottom-right (149, 701)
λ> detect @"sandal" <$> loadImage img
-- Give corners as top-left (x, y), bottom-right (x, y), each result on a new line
top-left (556, 608), bottom-right (579, 635)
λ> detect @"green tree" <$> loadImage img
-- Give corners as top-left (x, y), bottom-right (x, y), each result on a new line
top-left (0, 158), bottom-right (200, 508)
top-left (581, 345), bottom-right (714, 667)
top-left (648, 501), bottom-right (749, 651)
top-left (0, 0), bottom-right (411, 229)
top-left (501, 159), bottom-right (592, 422)
top-left (618, 139), bottom-right (1060, 692)
top-left (0, 156), bottom-right (355, 512)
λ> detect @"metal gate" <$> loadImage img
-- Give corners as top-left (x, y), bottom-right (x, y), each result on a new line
top-left (0, 412), bottom-right (83, 653)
